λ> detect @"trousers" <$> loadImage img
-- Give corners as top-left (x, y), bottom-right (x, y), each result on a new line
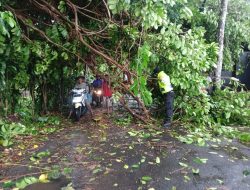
top-left (165, 91), bottom-right (174, 122)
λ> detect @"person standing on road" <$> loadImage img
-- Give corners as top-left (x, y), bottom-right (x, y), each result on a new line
top-left (154, 68), bottom-right (174, 128)
top-left (102, 75), bottom-right (112, 112)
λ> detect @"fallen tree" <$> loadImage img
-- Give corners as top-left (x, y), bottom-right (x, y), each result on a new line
top-left (3, 0), bottom-right (151, 122)
top-left (1, 0), bottom-right (249, 128)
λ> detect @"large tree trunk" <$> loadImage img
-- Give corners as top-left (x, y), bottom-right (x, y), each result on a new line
top-left (214, 0), bottom-right (229, 86)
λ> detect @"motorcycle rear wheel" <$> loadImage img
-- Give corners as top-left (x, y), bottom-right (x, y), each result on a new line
top-left (75, 107), bottom-right (81, 121)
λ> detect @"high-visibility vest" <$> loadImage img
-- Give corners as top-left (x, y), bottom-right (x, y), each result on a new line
top-left (157, 71), bottom-right (173, 94)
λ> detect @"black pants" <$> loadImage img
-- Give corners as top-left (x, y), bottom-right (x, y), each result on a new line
top-left (165, 91), bottom-right (174, 122)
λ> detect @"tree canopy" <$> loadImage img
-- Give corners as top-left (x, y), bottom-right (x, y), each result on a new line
top-left (0, 0), bottom-right (249, 125)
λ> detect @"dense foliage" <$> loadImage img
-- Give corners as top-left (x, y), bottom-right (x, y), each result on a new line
top-left (0, 0), bottom-right (249, 146)
top-left (106, 0), bottom-right (250, 126)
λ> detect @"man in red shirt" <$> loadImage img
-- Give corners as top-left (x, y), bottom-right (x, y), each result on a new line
top-left (102, 75), bottom-right (112, 111)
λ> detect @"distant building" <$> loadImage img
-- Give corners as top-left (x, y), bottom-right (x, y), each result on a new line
top-left (238, 51), bottom-right (250, 89)
top-left (221, 51), bottom-right (250, 90)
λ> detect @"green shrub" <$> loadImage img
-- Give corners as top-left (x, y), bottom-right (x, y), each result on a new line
top-left (239, 132), bottom-right (250, 143)
top-left (0, 120), bottom-right (26, 147)
top-left (210, 84), bottom-right (250, 126)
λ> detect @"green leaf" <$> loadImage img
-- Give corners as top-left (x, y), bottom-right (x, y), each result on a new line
top-left (225, 112), bottom-right (231, 119)
top-left (164, 177), bottom-right (171, 181)
top-left (127, 131), bottom-right (137, 137)
top-left (131, 164), bottom-right (139, 169)
top-left (171, 186), bottom-right (177, 190)
top-left (156, 157), bottom-right (160, 164)
top-left (197, 138), bottom-right (205, 146)
top-left (36, 150), bottom-right (50, 158)
top-left (3, 180), bottom-right (15, 188)
top-left (141, 176), bottom-right (152, 181)
top-left (243, 170), bottom-right (250, 176)
top-left (30, 156), bottom-right (37, 161)
top-left (63, 167), bottom-right (73, 175)
top-left (179, 162), bottom-right (188, 167)
top-left (7, 16), bottom-right (15, 28)
top-left (92, 168), bottom-right (102, 174)
top-left (216, 179), bottom-right (224, 184)
top-left (142, 133), bottom-right (150, 139)
top-left (184, 175), bottom-right (190, 182)
top-left (48, 167), bottom-right (61, 179)
top-left (123, 164), bottom-right (129, 169)
top-left (16, 177), bottom-right (38, 189)
top-left (58, 1), bottom-right (66, 13)
top-left (61, 182), bottom-right (75, 190)
top-left (141, 180), bottom-right (146, 185)
top-left (140, 156), bottom-right (146, 163)
top-left (193, 157), bottom-right (208, 164)
top-left (192, 168), bottom-right (200, 175)
top-left (61, 52), bottom-right (68, 60)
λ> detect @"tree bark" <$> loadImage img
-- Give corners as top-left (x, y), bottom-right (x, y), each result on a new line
top-left (214, 0), bottom-right (229, 86)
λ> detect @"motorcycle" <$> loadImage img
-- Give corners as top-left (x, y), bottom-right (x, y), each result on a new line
top-left (92, 87), bottom-right (103, 107)
top-left (71, 88), bottom-right (88, 121)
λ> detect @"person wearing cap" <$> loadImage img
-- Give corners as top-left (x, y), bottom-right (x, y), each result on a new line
top-left (154, 68), bottom-right (174, 128)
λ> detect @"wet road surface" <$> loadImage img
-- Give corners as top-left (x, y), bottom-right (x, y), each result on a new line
top-left (1, 114), bottom-right (250, 190)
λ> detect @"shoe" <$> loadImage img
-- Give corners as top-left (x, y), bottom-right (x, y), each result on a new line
top-left (163, 122), bottom-right (171, 128)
